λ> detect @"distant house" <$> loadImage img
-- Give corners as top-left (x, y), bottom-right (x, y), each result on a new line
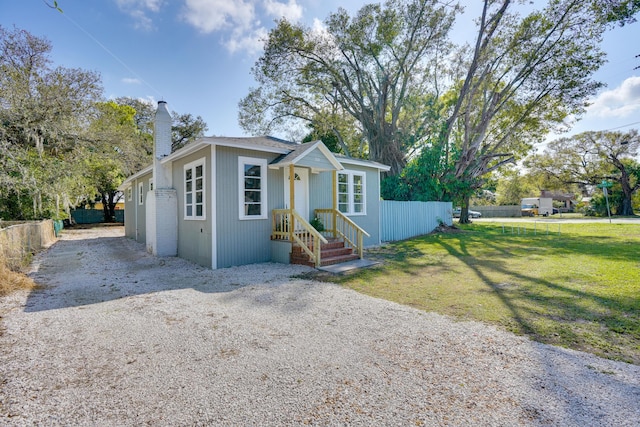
top-left (540, 190), bottom-right (575, 212)
top-left (119, 102), bottom-right (390, 269)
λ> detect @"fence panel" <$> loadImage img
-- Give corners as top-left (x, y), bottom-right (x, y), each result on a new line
top-left (470, 205), bottom-right (521, 218)
top-left (380, 201), bottom-right (453, 242)
top-left (0, 220), bottom-right (56, 269)
top-left (71, 209), bottom-right (124, 224)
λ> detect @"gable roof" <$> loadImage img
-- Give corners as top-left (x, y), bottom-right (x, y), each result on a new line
top-left (269, 140), bottom-right (344, 172)
top-left (120, 135), bottom-right (390, 189)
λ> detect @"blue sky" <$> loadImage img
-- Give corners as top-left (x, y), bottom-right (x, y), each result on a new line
top-left (2, 0), bottom-right (640, 143)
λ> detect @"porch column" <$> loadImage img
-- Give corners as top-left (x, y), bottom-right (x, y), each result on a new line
top-left (289, 164), bottom-right (295, 241)
top-left (332, 170), bottom-right (337, 238)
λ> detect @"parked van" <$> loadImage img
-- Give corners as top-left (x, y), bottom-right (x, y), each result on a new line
top-left (521, 197), bottom-right (553, 216)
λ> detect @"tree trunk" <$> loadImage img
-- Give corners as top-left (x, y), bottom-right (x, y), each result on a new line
top-left (458, 195), bottom-right (471, 224)
top-left (367, 125), bottom-right (406, 176)
top-left (107, 191), bottom-right (118, 222)
top-left (101, 192), bottom-right (113, 222)
top-left (620, 190), bottom-right (634, 216)
top-left (619, 171), bottom-right (635, 216)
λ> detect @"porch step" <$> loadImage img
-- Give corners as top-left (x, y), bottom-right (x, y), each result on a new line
top-left (290, 238), bottom-right (360, 267)
top-left (290, 238), bottom-right (344, 253)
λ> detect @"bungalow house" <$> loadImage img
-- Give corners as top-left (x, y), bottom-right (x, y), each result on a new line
top-left (119, 101), bottom-right (390, 269)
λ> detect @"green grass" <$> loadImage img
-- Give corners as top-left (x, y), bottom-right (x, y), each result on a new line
top-left (325, 223), bottom-right (640, 364)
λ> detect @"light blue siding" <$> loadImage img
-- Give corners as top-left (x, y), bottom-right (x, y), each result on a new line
top-left (129, 171), bottom-right (152, 244)
top-left (380, 201), bottom-right (452, 242)
top-left (172, 148), bottom-right (213, 268)
top-left (123, 186), bottom-right (135, 239)
top-left (297, 150), bottom-right (335, 171)
top-left (308, 164), bottom-right (383, 247)
top-left (215, 147), bottom-right (284, 268)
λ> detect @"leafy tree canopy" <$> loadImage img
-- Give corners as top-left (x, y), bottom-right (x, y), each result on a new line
top-left (0, 27), bottom-right (208, 220)
top-left (239, 0), bottom-right (638, 223)
top-left (240, 0), bottom-right (459, 175)
top-left (526, 129), bottom-right (640, 215)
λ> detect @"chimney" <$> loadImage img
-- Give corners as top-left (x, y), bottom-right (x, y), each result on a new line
top-left (146, 100), bottom-right (178, 257)
top-left (154, 101), bottom-right (172, 189)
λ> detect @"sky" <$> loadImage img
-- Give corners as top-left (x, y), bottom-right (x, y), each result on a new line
top-left (2, 0), bottom-right (640, 146)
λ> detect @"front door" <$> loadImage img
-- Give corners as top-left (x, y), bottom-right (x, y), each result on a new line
top-left (284, 167), bottom-right (309, 223)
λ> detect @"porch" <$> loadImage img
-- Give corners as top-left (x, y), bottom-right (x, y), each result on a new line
top-left (268, 141), bottom-right (370, 268)
top-left (271, 207), bottom-right (369, 268)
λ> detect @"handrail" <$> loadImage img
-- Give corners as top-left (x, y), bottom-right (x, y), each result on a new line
top-left (271, 209), bottom-right (327, 267)
top-left (334, 210), bottom-right (370, 238)
top-left (314, 208), bottom-right (369, 259)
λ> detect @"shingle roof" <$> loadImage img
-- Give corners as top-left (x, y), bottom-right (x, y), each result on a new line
top-left (201, 135), bottom-right (298, 151)
top-left (121, 135), bottom-right (390, 188)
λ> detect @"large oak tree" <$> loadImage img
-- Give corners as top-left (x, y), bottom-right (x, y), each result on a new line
top-left (239, 0), bottom-right (459, 175)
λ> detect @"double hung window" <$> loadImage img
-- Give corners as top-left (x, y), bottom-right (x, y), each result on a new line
top-left (184, 159), bottom-right (205, 220)
top-left (337, 170), bottom-right (366, 215)
top-left (239, 157), bottom-right (267, 219)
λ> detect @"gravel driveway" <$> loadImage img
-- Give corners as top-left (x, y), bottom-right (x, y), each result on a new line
top-left (1, 226), bottom-right (638, 426)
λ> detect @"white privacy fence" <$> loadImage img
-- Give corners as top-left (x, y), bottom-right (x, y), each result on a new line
top-left (380, 201), bottom-right (453, 242)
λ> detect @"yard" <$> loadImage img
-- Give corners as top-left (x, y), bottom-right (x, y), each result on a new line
top-left (327, 221), bottom-right (640, 365)
top-left (2, 225), bottom-right (639, 425)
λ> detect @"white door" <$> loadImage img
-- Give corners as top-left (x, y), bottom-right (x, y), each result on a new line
top-left (284, 167), bottom-right (309, 223)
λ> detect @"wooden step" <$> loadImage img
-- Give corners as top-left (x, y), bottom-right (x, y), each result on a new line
top-left (291, 238), bottom-right (344, 254)
top-left (290, 238), bottom-right (360, 267)
top-left (318, 253), bottom-right (360, 266)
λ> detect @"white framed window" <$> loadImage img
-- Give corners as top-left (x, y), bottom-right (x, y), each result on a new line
top-left (138, 182), bottom-right (144, 205)
top-left (239, 156), bottom-right (267, 220)
top-left (127, 187), bottom-right (132, 201)
top-left (337, 170), bottom-right (366, 215)
top-left (184, 158), bottom-right (206, 220)
top-left (149, 178), bottom-right (154, 191)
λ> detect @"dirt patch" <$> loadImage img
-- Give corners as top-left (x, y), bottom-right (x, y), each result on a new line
top-left (431, 223), bottom-right (464, 234)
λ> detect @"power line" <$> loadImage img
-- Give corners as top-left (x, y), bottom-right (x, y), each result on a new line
top-left (601, 120), bottom-right (640, 131)
top-left (59, 11), bottom-right (163, 98)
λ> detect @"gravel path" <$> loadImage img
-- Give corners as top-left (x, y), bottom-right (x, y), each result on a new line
top-left (1, 226), bottom-right (638, 426)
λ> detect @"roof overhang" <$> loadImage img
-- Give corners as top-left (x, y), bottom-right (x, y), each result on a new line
top-left (118, 165), bottom-right (153, 190)
top-left (269, 140), bottom-right (344, 173)
top-left (336, 155), bottom-right (391, 172)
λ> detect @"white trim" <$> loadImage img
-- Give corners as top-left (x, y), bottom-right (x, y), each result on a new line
top-left (138, 182), bottom-right (144, 205)
top-left (119, 165), bottom-right (153, 190)
top-left (211, 145), bottom-right (217, 269)
top-left (283, 167), bottom-right (309, 220)
top-left (238, 156), bottom-right (268, 220)
top-left (215, 140), bottom-right (290, 155)
top-left (337, 170), bottom-right (366, 216)
top-left (160, 138), bottom-right (292, 165)
top-left (338, 157), bottom-right (391, 171)
top-left (272, 140), bottom-right (344, 171)
top-left (183, 157), bottom-right (206, 220)
top-left (161, 141), bottom-right (209, 164)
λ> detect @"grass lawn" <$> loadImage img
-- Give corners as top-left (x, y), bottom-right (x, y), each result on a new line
top-left (326, 222), bottom-right (640, 364)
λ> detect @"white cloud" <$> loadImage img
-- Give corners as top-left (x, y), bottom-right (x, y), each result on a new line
top-left (264, 0), bottom-right (302, 22)
top-left (225, 26), bottom-right (268, 55)
top-left (311, 17), bottom-right (330, 38)
top-left (115, 0), bottom-right (164, 30)
top-left (181, 0), bottom-right (305, 54)
top-left (181, 0), bottom-right (255, 33)
top-left (587, 76), bottom-right (640, 118)
top-left (122, 77), bottom-right (142, 84)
